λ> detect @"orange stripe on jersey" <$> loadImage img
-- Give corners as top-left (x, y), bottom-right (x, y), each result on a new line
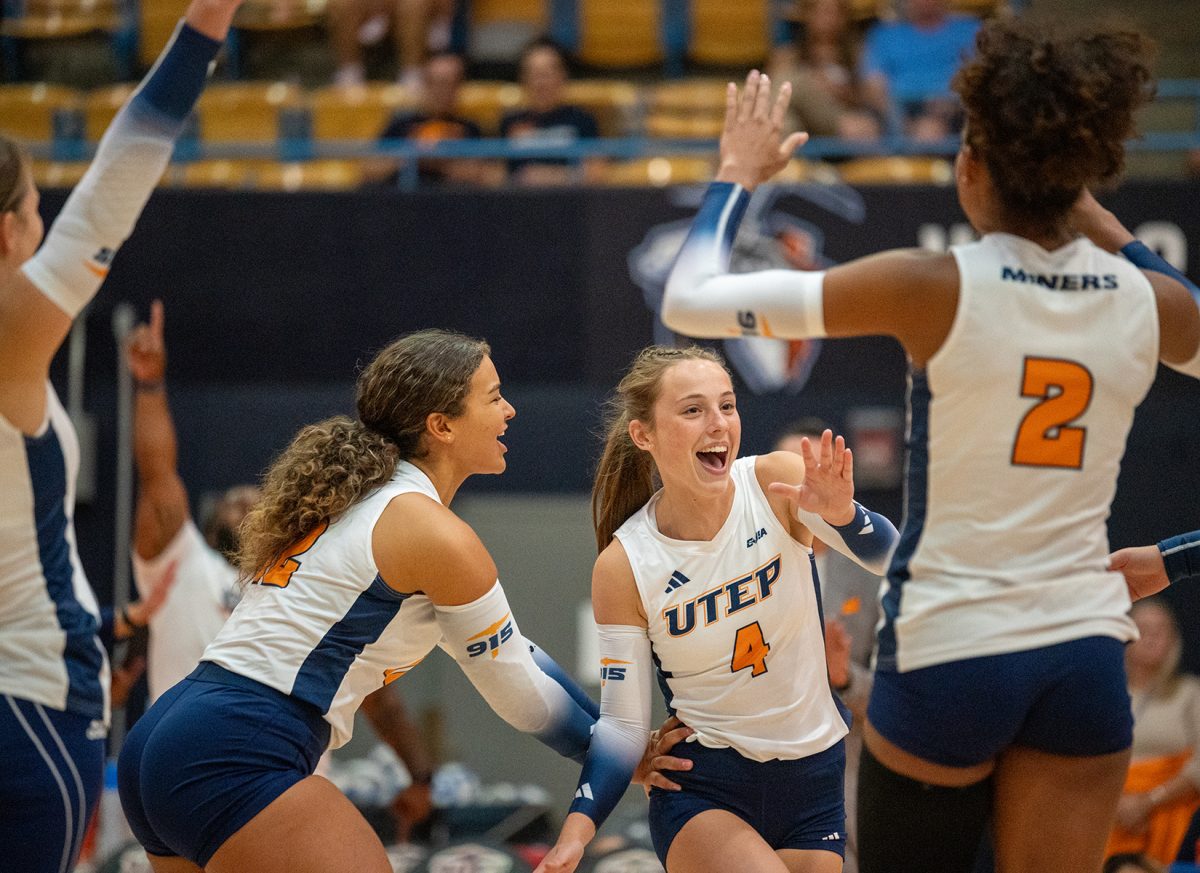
top-left (85, 262), bottom-right (109, 278)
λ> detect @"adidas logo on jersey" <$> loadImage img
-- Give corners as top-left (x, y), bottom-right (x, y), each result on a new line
top-left (575, 783), bottom-right (594, 800)
top-left (663, 570), bottom-right (690, 594)
top-left (859, 508), bottom-right (873, 535)
top-left (822, 832), bottom-right (841, 841)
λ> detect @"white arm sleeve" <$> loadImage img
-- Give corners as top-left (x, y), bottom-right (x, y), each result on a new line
top-left (662, 181), bottom-right (827, 340)
top-left (21, 21), bottom-right (221, 317)
top-left (567, 625), bottom-right (652, 827)
top-left (435, 580), bottom-right (595, 761)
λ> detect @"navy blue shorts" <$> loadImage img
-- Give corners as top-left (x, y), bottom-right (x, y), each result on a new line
top-left (647, 739), bottom-right (845, 865)
top-left (117, 662), bottom-right (330, 866)
top-left (868, 635), bottom-right (1132, 768)
top-left (0, 694), bottom-right (105, 873)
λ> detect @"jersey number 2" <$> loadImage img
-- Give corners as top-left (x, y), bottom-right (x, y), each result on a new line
top-left (730, 622), bottom-right (770, 678)
top-left (1012, 357), bottom-right (1093, 469)
top-left (259, 521), bottom-right (329, 588)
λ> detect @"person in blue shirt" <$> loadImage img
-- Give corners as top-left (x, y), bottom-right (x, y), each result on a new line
top-left (860, 0), bottom-right (979, 141)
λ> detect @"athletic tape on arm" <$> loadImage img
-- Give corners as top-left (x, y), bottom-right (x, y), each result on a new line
top-left (435, 581), bottom-right (595, 762)
top-left (567, 625), bottom-right (652, 828)
top-left (661, 181), bottom-right (827, 340)
top-left (21, 21), bottom-right (221, 317)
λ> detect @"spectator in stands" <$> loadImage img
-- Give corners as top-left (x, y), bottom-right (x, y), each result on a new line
top-left (770, 0), bottom-right (880, 142)
top-left (775, 418), bottom-right (883, 873)
top-left (1105, 599), bottom-right (1200, 865)
top-left (860, 0), bottom-right (979, 142)
top-left (367, 51), bottom-right (492, 187)
top-left (501, 37), bottom-right (605, 186)
top-left (329, 0), bottom-right (458, 88)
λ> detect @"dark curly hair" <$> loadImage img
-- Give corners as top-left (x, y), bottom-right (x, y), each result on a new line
top-left (953, 17), bottom-right (1154, 222)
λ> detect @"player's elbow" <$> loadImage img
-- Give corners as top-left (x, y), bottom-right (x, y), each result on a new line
top-left (661, 280), bottom-right (717, 339)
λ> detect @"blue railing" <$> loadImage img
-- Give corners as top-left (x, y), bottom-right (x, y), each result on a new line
top-left (20, 76), bottom-right (1200, 190)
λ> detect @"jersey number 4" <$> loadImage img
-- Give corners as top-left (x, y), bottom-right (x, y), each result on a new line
top-left (258, 521), bottom-right (329, 588)
top-left (730, 622), bottom-right (770, 677)
top-left (1012, 356), bottom-right (1093, 469)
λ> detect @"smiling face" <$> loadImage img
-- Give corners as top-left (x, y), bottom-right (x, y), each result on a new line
top-left (631, 358), bottom-right (740, 496)
top-left (448, 355), bottom-right (515, 475)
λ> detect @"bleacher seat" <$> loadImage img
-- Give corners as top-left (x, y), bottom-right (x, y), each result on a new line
top-left (0, 82), bottom-right (81, 142)
top-left (577, 0), bottom-right (663, 69)
top-left (687, 0), bottom-right (770, 68)
top-left (172, 158), bottom-right (270, 188)
top-left (138, 0), bottom-right (189, 68)
top-left (194, 81), bottom-right (306, 143)
top-left (1, 0), bottom-right (122, 40)
top-left (645, 79), bottom-right (726, 139)
top-left (310, 83), bottom-right (419, 141)
top-left (837, 155), bottom-right (954, 184)
top-left (563, 80), bottom-right (639, 138)
top-left (602, 155), bottom-right (713, 187)
top-left (455, 80), bottom-right (522, 135)
top-left (82, 82), bottom-right (133, 141)
top-left (29, 158), bottom-right (88, 187)
top-left (232, 0), bottom-right (328, 32)
top-left (256, 159), bottom-right (364, 190)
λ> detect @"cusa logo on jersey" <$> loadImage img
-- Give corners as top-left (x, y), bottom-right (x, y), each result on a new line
top-left (466, 613), bottom-right (514, 659)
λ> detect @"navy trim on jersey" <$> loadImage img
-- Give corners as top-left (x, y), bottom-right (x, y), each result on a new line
top-left (877, 370), bottom-right (931, 671)
top-left (25, 426), bottom-right (103, 718)
top-left (291, 574), bottom-right (410, 713)
top-left (651, 649), bottom-right (675, 715)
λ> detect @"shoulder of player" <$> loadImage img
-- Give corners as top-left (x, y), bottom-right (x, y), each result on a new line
top-left (752, 450), bottom-right (804, 492)
top-left (592, 539), bottom-right (645, 626)
top-left (375, 492), bottom-right (496, 591)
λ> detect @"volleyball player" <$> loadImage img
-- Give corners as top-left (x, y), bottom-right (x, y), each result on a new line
top-left (0, 3), bottom-right (241, 870)
top-left (659, 19), bottom-right (1200, 873)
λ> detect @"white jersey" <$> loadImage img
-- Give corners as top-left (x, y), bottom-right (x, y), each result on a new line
top-left (0, 384), bottom-right (108, 722)
top-left (133, 519), bottom-right (240, 702)
top-left (617, 456), bottom-right (847, 762)
top-left (880, 232), bottom-right (1158, 672)
top-left (203, 462), bottom-right (445, 749)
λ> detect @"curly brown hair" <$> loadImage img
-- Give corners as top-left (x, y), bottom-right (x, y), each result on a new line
top-left (592, 345), bottom-right (730, 552)
top-left (953, 17), bottom-right (1154, 222)
top-left (236, 328), bottom-right (490, 582)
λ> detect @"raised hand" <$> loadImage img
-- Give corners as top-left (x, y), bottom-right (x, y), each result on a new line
top-left (716, 70), bottom-right (809, 191)
top-left (768, 429), bottom-right (856, 526)
top-left (126, 299), bottom-right (166, 385)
